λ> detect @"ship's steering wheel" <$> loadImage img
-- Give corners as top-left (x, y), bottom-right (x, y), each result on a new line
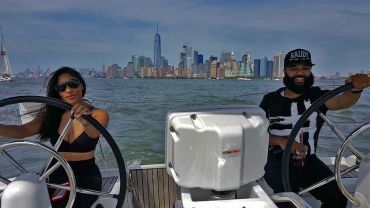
top-left (0, 141), bottom-right (77, 208)
top-left (282, 84), bottom-right (369, 207)
top-left (0, 96), bottom-right (127, 208)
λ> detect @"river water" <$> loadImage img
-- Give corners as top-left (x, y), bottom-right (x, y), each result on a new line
top-left (0, 78), bottom-right (369, 177)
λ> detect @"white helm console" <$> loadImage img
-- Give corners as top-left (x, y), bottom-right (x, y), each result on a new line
top-left (165, 105), bottom-right (277, 207)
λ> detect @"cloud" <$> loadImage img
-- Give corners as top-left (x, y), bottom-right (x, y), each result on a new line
top-left (1, 0), bottom-right (370, 75)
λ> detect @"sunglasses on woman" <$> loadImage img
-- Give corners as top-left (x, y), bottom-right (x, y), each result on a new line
top-left (54, 79), bottom-right (81, 93)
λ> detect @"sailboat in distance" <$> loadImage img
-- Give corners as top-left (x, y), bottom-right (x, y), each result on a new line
top-left (0, 25), bottom-right (12, 82)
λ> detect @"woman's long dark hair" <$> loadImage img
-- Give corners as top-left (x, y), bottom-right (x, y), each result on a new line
top-left (39, 67), bottom-right (86, 140)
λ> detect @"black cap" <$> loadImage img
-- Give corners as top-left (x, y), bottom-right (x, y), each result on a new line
top-left (284, 48), bottom-right (315, 69)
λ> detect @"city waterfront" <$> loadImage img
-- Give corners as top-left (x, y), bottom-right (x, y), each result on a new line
top-left (0, 78), bottom-right (369, 177)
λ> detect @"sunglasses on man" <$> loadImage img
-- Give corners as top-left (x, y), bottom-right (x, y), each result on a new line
top-left (54, 79), bottom-right (81, 93)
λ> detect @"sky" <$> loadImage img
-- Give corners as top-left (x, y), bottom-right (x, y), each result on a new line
top-left (1, 0), bottom-right (370, 76)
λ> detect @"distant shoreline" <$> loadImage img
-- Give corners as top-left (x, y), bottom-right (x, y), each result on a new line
top-left (12, 76), bottom-right (349, 81)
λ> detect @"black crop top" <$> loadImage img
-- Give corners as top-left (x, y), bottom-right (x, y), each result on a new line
top-left (50, 132), bottom-right (99, 152)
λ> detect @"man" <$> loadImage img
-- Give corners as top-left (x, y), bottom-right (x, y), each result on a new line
top-left (259, 48), bottom-right (370, 208)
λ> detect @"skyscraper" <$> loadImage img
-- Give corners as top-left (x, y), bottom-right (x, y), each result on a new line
top-left (246, 52), bottom-right (253, 76)
top-left (132, 55), bottom-right (139, 73)
top-left (193, 50), bottom-right (199, 66)
top-left (273, 52), bottom-right (285, 78)
top-left (254, 59), bottom-right (260, 77)
top-left (154, 25), bottom-right (161, 69)
top-left (260, 56), bottom-right (268, 77)
top-left (221, 52), bottom-right (232, 64)
top-left (197, 54), bottom-right (203, 64)
top-left (179, 45), bottom-right (193, 69)
top-left (267, 60), bottom-right (273, 79)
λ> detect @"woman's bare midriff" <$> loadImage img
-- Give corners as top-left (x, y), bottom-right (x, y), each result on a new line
top-left (59, 151), bottom-right (95, 161)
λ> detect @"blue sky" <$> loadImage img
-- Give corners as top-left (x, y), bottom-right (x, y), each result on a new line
top-left (1, 0), bottom-right (370, 76)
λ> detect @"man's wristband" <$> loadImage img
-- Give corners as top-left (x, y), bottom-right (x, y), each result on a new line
top-left (350, 89), bottom-right (363, 94)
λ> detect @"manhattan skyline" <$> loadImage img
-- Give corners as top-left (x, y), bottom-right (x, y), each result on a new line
top-left (1, 0), bottom-right (370, 76)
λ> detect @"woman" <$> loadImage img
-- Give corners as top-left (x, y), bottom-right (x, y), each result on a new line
top-left (0, 66), bottom-right (109, 208)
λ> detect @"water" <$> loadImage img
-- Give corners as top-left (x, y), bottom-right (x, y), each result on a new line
top-left (0, 78), bottom-right (369, 176)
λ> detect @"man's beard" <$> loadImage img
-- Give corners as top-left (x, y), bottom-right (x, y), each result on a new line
top-left (283, 73), bottom-right (314, 94)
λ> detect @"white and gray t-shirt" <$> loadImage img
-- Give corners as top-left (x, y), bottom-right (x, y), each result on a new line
top-left (259, 87), bottom-right (329, 155)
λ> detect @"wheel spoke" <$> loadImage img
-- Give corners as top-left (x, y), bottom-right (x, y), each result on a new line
top-left (1, 150), bottom-right (27, 174)
top-left (0, 175), bottom-right (10, 185)
top-left (75, 187), bottom-right (115, 197)
top-left (40, 117), bottom-right (74, 175)
top-left (299, 163), bottom-right (359, 195)
top-left (53, 117), bottom-right (74, 151)
top-left (318, 112), bottom-right (365, 160)
top-left (47, 183), bottom-right (70, 191)
top-left (46, 183), bottom-right (115, 197)
top-left (39, 161), bottom-right (61, 182)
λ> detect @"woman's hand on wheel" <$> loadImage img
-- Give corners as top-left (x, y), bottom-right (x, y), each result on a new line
top-left (70, 102), bottom-right (92, 126)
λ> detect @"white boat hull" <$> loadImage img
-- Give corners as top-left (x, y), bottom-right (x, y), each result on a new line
top-left (0, 76), bottom-right (11, 82)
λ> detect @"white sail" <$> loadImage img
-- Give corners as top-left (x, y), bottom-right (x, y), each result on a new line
top-left (0, 25), bottom-right (12, 81)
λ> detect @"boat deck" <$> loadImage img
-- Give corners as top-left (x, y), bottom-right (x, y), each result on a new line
top-left (127, 159), bottom-right (358, 208)
top-left (129, 164), bottom-right (180, 208)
